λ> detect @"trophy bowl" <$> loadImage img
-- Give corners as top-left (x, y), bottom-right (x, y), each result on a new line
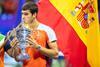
top-left (16, 26), bottom-right (31, 61)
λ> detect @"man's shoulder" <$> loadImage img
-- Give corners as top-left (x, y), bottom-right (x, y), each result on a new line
top-left (38, 23), bottom-right (57, 41)
top-left (38, 23), bottom-right (50, 28)
top-left (38, 23), bottom-right (54, 32)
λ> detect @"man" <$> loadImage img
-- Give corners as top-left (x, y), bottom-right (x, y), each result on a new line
top-left (6, 2), bottom-right (59, 67)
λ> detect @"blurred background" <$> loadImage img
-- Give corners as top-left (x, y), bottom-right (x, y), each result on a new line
top-left (0, 0), bottom-right (38, 35)
top-left (0, 0), bottom-right (100, 67)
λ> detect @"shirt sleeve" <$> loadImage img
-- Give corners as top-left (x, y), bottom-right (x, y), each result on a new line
top-left (37, 23), bottom-right (57, 42)
top-left (45, 27), bottom-right (57, 42)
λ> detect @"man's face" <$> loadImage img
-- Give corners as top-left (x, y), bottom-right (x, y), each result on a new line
top-left (22, 10), bottom-right (36, 24)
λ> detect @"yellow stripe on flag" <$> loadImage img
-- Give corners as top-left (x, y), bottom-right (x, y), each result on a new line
top-left (50, 0), bottom-right (100, 67)
top-left (50, 0), bottom-right (88, 45)
top-left (87, 0), bottom-right (100, 67)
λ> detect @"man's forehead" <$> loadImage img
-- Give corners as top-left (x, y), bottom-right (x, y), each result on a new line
top-left (22, 10), bottom-right (30, 13)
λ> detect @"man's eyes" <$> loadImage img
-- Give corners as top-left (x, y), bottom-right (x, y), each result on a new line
top-left (22, 13), bottom-right (29, 15)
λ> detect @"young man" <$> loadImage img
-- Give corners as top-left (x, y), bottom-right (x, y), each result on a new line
top-left (6, 2), bottom-right (59, 67)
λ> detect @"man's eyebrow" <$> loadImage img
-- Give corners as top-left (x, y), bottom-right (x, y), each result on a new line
top-left (21, 12), bottom-right (29, 15)
top-left (51, 40), bottom-right (56, 43)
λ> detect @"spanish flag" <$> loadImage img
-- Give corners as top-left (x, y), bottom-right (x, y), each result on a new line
top-left (37, 0), bottom-right (100, 67)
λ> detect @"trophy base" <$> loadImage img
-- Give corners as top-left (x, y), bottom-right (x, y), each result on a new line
top-left (17, 53), bottom-right (30, 61)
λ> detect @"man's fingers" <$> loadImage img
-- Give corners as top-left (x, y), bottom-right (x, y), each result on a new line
top-left (26, 38), bottom-right (34, 45)
top-left (6, 30), bottom-right (12, 40)
top-left (10, 38), bottom-right (19, 47)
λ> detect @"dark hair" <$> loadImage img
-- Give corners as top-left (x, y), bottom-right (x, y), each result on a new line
top-left (22, 2), bottom-right (38, 14)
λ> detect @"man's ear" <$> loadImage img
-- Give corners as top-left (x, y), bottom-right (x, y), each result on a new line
top-left (32, 13), bottom-right (37, 18)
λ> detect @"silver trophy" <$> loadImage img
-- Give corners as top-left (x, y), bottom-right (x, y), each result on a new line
top-left (16, 22), bottom-right (31, 61)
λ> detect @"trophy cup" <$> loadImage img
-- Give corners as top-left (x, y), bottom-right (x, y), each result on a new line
top-left (16, 22), bottom-right (31, 61)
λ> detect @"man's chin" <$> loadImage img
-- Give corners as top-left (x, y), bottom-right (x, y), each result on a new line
top-left (24, 22), bottom-right (29, 24)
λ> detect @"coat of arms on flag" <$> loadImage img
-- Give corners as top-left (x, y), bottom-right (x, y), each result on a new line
top-left (77, 0), bottom-right (95, 29)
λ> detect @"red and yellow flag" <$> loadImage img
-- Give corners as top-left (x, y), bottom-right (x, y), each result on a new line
top-left (37, 0), bottom-right (100, 67)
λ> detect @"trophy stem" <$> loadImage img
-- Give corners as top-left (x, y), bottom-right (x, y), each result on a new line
top-left (21, 47), bottom-right (26, 53)
top-left (17, 43), bottom-right (30, 61)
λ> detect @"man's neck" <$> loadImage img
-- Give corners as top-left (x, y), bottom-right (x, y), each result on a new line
top-left (25, 19), bottom-right (39, 30)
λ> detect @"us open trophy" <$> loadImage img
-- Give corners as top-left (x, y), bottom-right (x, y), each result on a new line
top-left (16, 22), bottom-right (31, 61)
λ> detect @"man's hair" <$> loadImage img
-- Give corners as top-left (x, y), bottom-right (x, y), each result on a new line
top-left (22, 2), bottom-right (38, 14)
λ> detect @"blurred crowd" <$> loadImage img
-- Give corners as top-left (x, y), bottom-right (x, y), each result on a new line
top-left (0, 0), bottom-right (18, 14)
top-left (0, 0), bottom-right (39, 20)
top-left (0, 0), bottom-right (18, 20)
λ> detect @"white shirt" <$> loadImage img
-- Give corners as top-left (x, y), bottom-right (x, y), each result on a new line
top-left (37, 23), bottom-right (57, 42)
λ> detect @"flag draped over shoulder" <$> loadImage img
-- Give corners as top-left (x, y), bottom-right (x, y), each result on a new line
top-left (37, 0), bottom-right (100, 67)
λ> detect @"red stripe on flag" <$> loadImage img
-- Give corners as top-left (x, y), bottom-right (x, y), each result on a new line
top-left (37, 0), bottom-right (90, 67)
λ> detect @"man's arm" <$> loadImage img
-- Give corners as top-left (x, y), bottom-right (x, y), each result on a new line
top-left (6, 45), bottom-right (20, 61)
top-left (5, 37), bottom-right (20, 58)
top-left (4, 30), bottom-right (20, 59)
top-left (35, 41), bottom-right (59, 58)
top-left (28, 37), bottom-right (59, 58)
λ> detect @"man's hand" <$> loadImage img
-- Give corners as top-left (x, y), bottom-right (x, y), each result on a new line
top-left (10, 37), bottom-right (19, 47)
top-left (26, 34), bottom-right (39, 48)
top-left (6, 34), bottom-right (21, 61)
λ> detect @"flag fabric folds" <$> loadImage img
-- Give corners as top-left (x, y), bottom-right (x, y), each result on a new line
top-left (37, 0), bottom-right (100, 67)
